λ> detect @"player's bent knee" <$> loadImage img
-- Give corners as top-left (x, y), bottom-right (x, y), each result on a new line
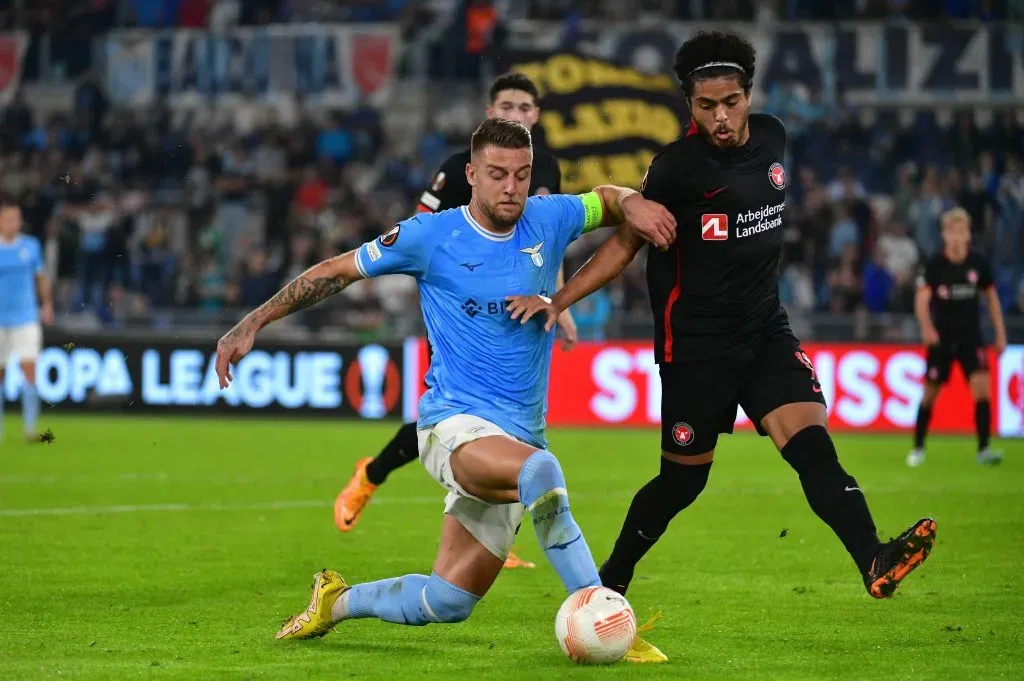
top-left (969, 373), bottom-right (990, 400)
top-left (422, 573), bottom-right (480, 624)
top-left (518, 450), bottom-right (566, 508)
top-left (780, 425), bottom-right (838, 475)
top-left (657, 456), bottom-right (711, 501)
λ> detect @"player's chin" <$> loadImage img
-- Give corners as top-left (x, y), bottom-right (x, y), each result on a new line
top-left (494, 204), bottom-right (524, 226)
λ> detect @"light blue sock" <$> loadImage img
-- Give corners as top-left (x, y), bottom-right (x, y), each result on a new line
top-left (22, 382), bottom-right (39, 434)
top-left (518, 450), bottom-right (601, 593)
top-left (337, 572), bottom-right (479, 626)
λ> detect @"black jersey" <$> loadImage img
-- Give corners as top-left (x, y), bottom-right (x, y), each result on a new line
top-left (641, 113), bottom-right (790, 363)
top-left (917, 251), bottom-right (994, 344)
top-left (416, 148), bottom-right (562, 213)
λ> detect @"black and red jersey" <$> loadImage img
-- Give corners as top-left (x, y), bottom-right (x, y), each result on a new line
top-left (641, 113), bottom-right (790, 362)
top-left (917, 251), bottom-right (994, 345)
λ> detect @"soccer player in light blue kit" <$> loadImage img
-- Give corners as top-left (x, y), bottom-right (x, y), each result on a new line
top-left (214, 118), bottom-right (675, 641)
top-left (0, 196), bottom-right (54, 442)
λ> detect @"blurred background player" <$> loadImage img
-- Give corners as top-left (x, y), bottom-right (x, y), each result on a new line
top-left (909, 208), bottom-right (1006, 466)
top-left (214, 118), bottom-right (673, 648)
top-left (0, 196), bottom-right (53, 442)
top-left (510, 32), bottom-right (938, 638)
top-left (334, 72), bottom-right (576, 570)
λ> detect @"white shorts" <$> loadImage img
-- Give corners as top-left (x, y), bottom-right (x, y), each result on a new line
top-left (0, 323), bottom-right (42, 363)
top-left (418, 414), bottom-right (528, 561)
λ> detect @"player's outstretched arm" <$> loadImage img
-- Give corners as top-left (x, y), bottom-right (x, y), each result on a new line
top-left (215, 251), bottom-right (362, 387)
top-left (507, 223), bottom-right (646, 331)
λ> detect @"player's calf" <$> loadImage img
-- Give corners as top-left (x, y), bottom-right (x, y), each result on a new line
top-left (518, 450), bottom-right (602, 592)
top-left (600, 454), bottom-right (712, 595)
top-left (778, 424), bottom-right (881, 575)
top-left (335, 572), bottom-right (479, 625)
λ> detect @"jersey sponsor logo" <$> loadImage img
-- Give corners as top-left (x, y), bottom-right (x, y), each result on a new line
top-left (735, 202), bottom-right (785, 238)
top-left (703, 186), bottom-right (727, 199)
top-left (380, 225), bottom-right (400, 247)
top-left (937, 283), bottom-right (977, 300)
top-left (367, 241), bottom-right (382, 262)
top-left (769, 162), bottom-right (786, 190)
top-left (701, 214), bottom-right (728, 241)
top-left (461, 296), bottom-right (545, 318)
top-left (431, 172), bottom-right (446, 192)
top-left (419, 191), bottom-right (441, 211)
top-left (520, 241), bottom-right (545, 267)
top-left (671, 421), bottom-right (694, 447)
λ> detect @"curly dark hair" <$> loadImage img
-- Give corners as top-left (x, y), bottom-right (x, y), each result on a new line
top-left (673, 30), bottom-right (756, 98)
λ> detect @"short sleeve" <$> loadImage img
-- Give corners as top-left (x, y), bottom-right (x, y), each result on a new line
top-left (354, 215), bottom-right (434, 279)
top-left (417, 154), bottom-right (466, 213)
top-left (641, 152), bottom-right (676, 208)
top-left (528, 194), bottom-right (592, 251)
top-left (31, 238), bottom-right (44, 274)
top-left (977, 257), bottom-right (994, 289)
top-left (916, 260), bottom-right (937, 289)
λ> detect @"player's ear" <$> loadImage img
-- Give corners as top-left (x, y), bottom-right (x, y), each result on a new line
top-left (465, 162), bottom-right (475, 187)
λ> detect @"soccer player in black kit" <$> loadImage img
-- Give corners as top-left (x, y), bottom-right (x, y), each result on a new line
top-left (908, 207), bottom-right (1006, 467)
top-left (508, 31), bottom-right (937, 662)
top-left (333, 73), bottom-right (574, 570)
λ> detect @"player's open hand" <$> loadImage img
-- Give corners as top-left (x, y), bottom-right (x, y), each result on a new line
top-left (556, 309), bottom-right (578, 351)
top-left (215, 322), bottom-right (257, 389)
top-left (621, 194), bottom-right (677, 249)
top-left (506, 294), bottom-right (560, 333)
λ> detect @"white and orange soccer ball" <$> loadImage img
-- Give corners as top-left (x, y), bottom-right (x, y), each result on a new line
top-left (555, 586), bottom-right (637, 664)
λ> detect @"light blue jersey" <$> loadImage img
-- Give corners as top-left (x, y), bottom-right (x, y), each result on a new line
top-left (0, 235), bottom-right (43, 327)
top-left (356, 195), bottom-right (600, 448)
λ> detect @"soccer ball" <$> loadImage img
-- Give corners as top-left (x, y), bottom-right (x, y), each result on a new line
top-left (555, 586), bottom-right (637, 664)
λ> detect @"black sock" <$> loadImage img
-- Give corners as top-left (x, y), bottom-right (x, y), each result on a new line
top-left (914, 404), bottom-right (933, 449)
top-left (365, 422), bottom-right (419, 485)
top-left (976, 399), bottom-right (991, 451)
top-left (781, 426), bottom-right (880, 575)
top-left (600, 459), bottom-right (712, 595)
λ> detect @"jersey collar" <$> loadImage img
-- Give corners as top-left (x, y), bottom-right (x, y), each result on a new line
top-left (461, 206), bottom-right (516, 242)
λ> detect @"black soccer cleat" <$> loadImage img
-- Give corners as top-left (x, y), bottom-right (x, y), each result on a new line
top-left (864, 517), bottom-right (937, 599)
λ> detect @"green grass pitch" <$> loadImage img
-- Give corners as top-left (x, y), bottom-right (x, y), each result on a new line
top-left (1, 416), bottom-right (1022, 680)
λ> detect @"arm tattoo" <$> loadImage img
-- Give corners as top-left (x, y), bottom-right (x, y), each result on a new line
top-left (267, 273), bottom-right (354, 316)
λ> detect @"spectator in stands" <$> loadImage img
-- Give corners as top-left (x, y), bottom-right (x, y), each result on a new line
top-left (910, 166), bottom-right (953, 257)
top-left (996, 154), bottom-right (1024, 282)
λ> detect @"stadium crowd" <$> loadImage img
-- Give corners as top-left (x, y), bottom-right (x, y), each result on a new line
top-left (0, 0), bottom-right (1021, 340)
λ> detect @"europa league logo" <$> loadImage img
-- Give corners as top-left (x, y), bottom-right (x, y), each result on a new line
top-left (354, 345), bottom-right (388, 418)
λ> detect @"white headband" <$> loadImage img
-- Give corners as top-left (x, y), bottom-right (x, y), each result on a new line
top-left (688, 61), bottom-right (744, 76)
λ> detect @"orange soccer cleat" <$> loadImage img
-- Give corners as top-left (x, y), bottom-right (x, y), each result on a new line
top-left (334, 458), bottom-right (378, 532)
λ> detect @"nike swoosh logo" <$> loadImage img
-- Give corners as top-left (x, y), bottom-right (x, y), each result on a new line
top-left (547, 533), bottom-right (582, 551)
top-left (844, 486), bottom-right (861, 492)
top-left (704, 187), bottom-right (727, 198)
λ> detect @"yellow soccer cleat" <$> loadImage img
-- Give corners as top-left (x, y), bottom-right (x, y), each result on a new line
top-left (624, 613), bottom-right (668, 663)
top-left (334, 458), bottom-right (378, 532)
top-left (275, 570), bottom-right (349, 640)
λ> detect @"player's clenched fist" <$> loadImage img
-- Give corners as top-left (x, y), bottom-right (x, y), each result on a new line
top-left (620, 193), bottom-right (677, 249)
top-left (506, 294), bottom-right (560, 333)
top-left (215, 322), bottom-right (257, 388)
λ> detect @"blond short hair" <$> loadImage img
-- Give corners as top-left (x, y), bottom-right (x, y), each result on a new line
top-left (940, 207), bottom-right (971, 230)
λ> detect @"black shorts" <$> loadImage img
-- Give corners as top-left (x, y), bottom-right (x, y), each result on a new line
top-left (925, 342), bottom-right (988, 384)
top-left (660, 330), bottom-right (827, 455)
